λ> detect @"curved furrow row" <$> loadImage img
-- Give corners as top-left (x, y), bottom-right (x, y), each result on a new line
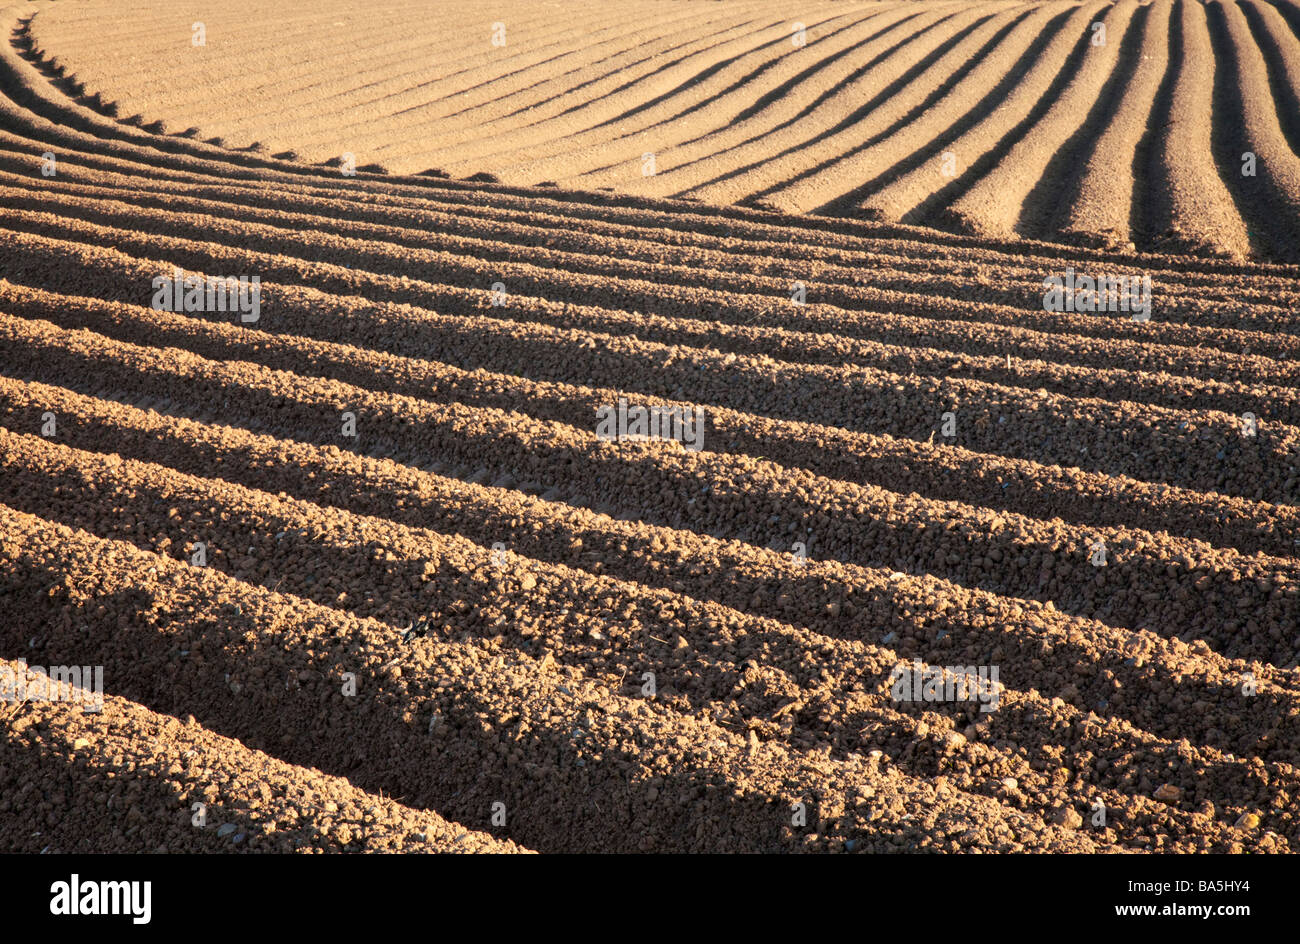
top-left (5, 236), bottom-right (1299, 511)
top-left (534, 6), bottom-right (929, 193)
top-left (630, 5), bottom-right (1002, 202)
top-left (857, 2), bottom-right (1105, 225)
top-left (19, 0), bottom-right (1300, 256)
top-left (7, 0), bottom-right (1300, 854)
top-left (4, 278), bottom-right (1299, 560)
top-left (1060, 0), bottom-right (1175, 251)
top-left (0, 655), bottom-right (528, 853)
top-left (0, 54), bottom-right (1293, 290)
top-left (4, 223), bottom-right (1297, 431)
top-left (1207, 0), bottom-right (1300, 257)
top-left (5, 429), bottom-right (1298, 851)
top-left (6, 375), bottom-right (1300, 760)
top-left (770, 3), bottom-right (1065, 215)
top-left (1144, 0), bottom-right (1254, 258)
top-left (5, 186), bottom-right (1300, 363)
top-left (3, 505), bottom-right (1129, 853)
top-left (1245, 0), bottom-right (1300, 153)
top-left (6, 96), bottom-right (1292, 295)
top-left (322, 12), bottom-right (804, 170)
top-left (5, 313), bottom-right (1300, 671)
top-left (10, 160), bottom-right (1300, 326)
top-left (938, 2), bottom-right (1144, 239)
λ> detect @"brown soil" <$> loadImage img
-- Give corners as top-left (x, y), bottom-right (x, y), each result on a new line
top-left (2, 1), bottom-right (1299, 853)
top-left (22, 0), bottom-right (1300, 259)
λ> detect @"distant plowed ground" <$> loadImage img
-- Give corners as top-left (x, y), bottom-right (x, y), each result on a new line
top-left (26, 0), bottom-right (1300, 259)
top-left (2, 0), bottom-right (1299, 854)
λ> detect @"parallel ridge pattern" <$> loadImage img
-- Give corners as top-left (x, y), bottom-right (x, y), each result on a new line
top-left (2, 4), bottom-right (1299, 853)
top-left (0, 656), bottom-right (526, 853)
top-left (25, 0), bottom-right (1300, 259)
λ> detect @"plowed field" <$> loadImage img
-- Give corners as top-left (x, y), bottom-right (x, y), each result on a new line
top-left (2, 0), bottom-right (1299, 854)
top-left (24, 0), bottom-right (1300, 259)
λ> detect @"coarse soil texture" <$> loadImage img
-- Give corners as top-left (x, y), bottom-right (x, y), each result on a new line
top-left (1, 1), bottom-right (1299, 853)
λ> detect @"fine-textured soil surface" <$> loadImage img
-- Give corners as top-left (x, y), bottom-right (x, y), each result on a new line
top-left (1, 0), bottom-right (1299, 853)
top-left (23, 0), bottom-right (1300, 259)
